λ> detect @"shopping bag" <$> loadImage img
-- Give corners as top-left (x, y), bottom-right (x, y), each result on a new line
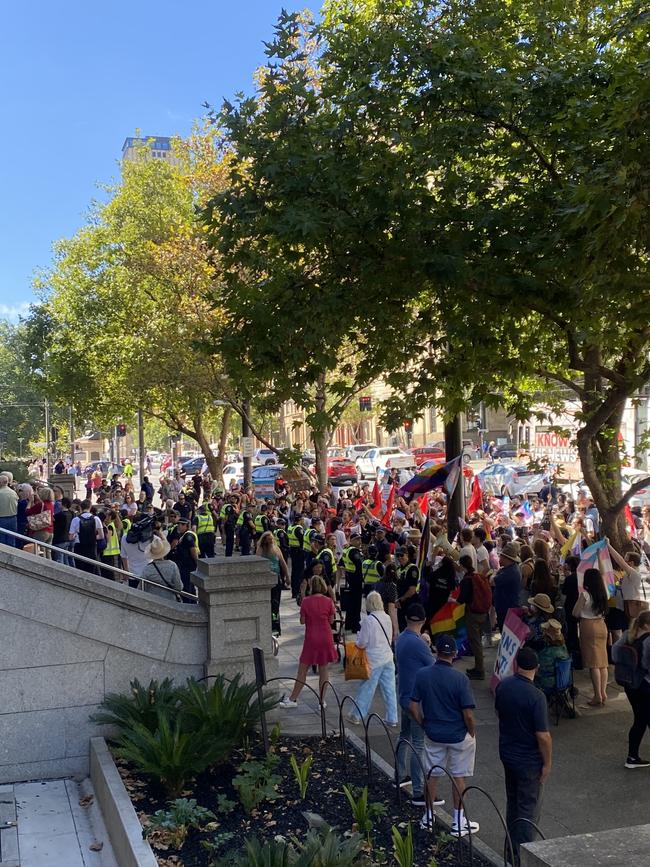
top-left (344, 641), bottom-right (370, 680)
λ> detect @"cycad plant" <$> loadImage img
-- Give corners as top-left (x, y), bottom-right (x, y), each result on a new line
top-left (90, 678), bottom-right (181, 734)
top-left (114, 711), bottom-right (228, 796)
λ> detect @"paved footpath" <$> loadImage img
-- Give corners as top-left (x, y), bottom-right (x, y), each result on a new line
top-left (274, 593), bottom-right (649, 854)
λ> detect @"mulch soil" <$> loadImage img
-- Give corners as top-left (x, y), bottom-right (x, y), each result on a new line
top-left (116, 735), bottom-right (494, 866)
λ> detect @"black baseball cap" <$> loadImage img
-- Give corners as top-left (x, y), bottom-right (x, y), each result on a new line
top-left (435, 634), bottom-right (457, 655)
top-left (516, 647), bottom-right (539, 671)
top-left (312, 533), bottom-right (325, 544)
top-left (406, 603), bottom-right (426, 622)
top-left (396, 546), bottom-right (407, 556)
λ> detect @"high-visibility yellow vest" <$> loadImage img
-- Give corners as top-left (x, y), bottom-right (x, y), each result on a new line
top-left (219, 505), bottom-right (230, 519)
top-left (196, 512), bottom-right (214, 534)
top-left (255, 515), bottom-right (266, 533)
top-left (341, 546), bottom-right (358, 572)
top-left (288, 525), bottom-right (301, 547)
top-left (316, 548), bottom-right (333, 573)
top-left (362, 559), bottom-right (382, 584)
top-left (122, 518), bottom-right (132, 534)
top-left (103, 521), bottom-right (120, 557)
top-left (302, 528), bottom-right (315, 552)
top-left (236, 511), bottom-right (245, 526)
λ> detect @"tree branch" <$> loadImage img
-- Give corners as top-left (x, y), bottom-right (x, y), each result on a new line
top-left (611, 476), bottom-right (650, 513)
top-left (533, 368), bottom-right (586, 399)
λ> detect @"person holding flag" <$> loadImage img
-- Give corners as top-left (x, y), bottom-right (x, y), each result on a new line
top-left (572, 568), bottom-right (609, 706)
top-left (607, 543), bottom-right (650, 622)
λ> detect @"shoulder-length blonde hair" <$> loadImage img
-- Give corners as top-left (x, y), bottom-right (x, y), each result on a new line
top-left (256, 531), bottom-right (280, 558)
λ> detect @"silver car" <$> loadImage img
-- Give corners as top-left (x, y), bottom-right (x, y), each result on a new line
top-left (478, 463), bottom-right (545, 498)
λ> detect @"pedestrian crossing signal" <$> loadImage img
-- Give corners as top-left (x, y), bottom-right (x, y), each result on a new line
top-left (359, 396), bottom-right (372, 412)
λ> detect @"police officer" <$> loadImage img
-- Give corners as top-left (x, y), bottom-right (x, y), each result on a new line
top-left (396, 545), bottom-right (420, 631)
top-left (193, 502), bottom-right (216, 558)
top-left (287, 518), bottom-right (305, 598)
top-left (311, 533), bottom-right (335, 586)
top-left (168, 516), bottom-right (198, 602)
top-left (220, 494), bottom-right (238, 557)
top-left (302, 519), bottom-right (317, 573)
top-left (254, 504), bottom-right (271, 541)
top-left (274, 517), bottom-right (290, 564)
top-left (236, 500), bottom-right (256, 556)
top-left (340, 531), bottom-right (364, 633)
top-left (362, 543), bottom-right (385, 595)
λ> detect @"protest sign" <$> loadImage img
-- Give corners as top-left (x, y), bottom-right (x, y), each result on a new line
top-left (490, 609), bottom-right (530, 693)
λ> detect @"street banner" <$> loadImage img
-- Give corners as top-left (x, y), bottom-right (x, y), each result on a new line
top-left (491, 609), bottom-right (530, 693)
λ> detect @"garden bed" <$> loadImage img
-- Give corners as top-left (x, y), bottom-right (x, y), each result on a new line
top-left (115, 734), bottom-right (494, 866)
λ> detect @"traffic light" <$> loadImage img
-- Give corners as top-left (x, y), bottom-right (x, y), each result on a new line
top-left (403, 419), bottom-right (413, 432)
top-left (116, 423), bottom-right (127, 437)
top-left (359, 395), bottom-right (372, 412)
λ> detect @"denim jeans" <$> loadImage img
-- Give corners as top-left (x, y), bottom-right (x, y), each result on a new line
top-left (52, 540), bottom-right (74, 567)
top-left (398, 709), bottom-right (425, 797)
top-left (0, 515), bottom-right (17, 547)
top-left (351, 661), bottom-right (398, 725)
top-left (503, 763), bottom-right (543, 863)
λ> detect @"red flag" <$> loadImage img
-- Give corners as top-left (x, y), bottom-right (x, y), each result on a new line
top-left (370, 481), bottom-right (382, 517)
top-left (467, 475), bottom-right (482, 516)
top-left (353, 496), bottom-right (365, 511)
top-left (625, 504), bottom-right (636, 536)
top-left (418, 493), bottom-right (429, 514)
top-left (381, 485), bottom-right (396, 528)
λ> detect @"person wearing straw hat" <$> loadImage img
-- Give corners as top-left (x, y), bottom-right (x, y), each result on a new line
top-left (536, 619), bottom-right (571, 695)
top-left (524, 593), bottom-right (557, 651)
top-left (141, 536), bottom-right (183, 601)
top-left (493, 542), bottom-right (522, 632)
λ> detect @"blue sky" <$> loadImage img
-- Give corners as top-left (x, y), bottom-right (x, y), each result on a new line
top-left (0, 0), bottom-right (319, 320)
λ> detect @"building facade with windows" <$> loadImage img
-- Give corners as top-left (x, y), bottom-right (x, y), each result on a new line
top-left (121, 135), bottom-right (179, 165)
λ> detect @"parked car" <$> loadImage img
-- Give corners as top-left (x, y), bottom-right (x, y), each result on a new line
top-left (327, 456), bottom-right (358, 486)
top-left (222, 462), bottom-right (245, 489)
top-left (409, 443), bottom-right (446, 468)
top-left (254, 448), bottom-right (278, 466)
top-left (355, 447), bottom-right (415, 480)
top-left (344, 443), bottom-right (376, 461)
top-left (477, 463), bottom-right (545, 498)
top-left (180, 456), bottom-right (207, 476)
top-left (160, 454), bottom-right (173, 473)
top-left (493, 443), bottom-right (518, 460)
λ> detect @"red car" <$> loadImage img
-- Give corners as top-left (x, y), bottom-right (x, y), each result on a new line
top-left (409, 443), bottom-right (446, 468)
top-left (327, 456), bottom-right (358, 486)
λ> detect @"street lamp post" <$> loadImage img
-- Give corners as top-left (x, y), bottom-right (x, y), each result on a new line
top-left (17, 437), bottom-right (24, 459)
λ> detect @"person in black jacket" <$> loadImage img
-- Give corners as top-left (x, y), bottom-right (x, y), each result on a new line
top-left (561, 555), bottom-right (580, 656)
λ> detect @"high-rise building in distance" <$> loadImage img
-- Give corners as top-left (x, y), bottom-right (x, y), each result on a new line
top-left (121, 135), bottom-right (179, 164)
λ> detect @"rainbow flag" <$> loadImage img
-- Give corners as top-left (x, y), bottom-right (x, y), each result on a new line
top-left (398, 456), bottom-right (462, 497)
top-left (428, 588), bottom-right (469, 654)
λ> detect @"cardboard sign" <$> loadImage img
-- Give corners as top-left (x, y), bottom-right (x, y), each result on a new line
top-left (490, 609), bottom-right (530, 693)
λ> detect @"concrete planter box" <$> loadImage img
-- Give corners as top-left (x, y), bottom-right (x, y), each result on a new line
top-left (89, 738), bottom-right (157, 867)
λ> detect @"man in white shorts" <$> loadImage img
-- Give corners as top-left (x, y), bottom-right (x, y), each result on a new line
top-left (410, 633), bottom-right (479, 837)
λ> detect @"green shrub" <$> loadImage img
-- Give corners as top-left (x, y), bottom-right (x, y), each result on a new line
top-left (91, 678), bottom-right (181, 734)
top-left (114, 712), bottom-right (228, 796)
top-left (225, 828), bottom-right (366, 867)
top-left (290, 754), bottom-right (313, 800)
top-left (392, 824), bottom-right (414, 867)
top-left (233, 754), bottom-right (282, 814)
top-left (143, 798), bottom-right (214, 848)
top-left (342, 785), bottom-right (386, 844)
top-left (179, 674), bottom-right (277, 746)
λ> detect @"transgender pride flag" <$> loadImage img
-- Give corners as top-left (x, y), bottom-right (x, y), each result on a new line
top-left (577, 539), bottom-right (616, 597)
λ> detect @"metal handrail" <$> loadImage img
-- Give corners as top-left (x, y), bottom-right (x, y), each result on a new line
top-left (0, 527), bottom-right (198, 601)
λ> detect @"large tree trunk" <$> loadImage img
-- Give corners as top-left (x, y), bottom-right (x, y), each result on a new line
top-left (193, 415), bottom-right (221, 486)
top-left (213, 406), bottom-right (232, 490)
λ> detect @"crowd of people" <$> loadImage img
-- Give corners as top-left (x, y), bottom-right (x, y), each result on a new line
top-left (2, 453), bottom-right (650, 860)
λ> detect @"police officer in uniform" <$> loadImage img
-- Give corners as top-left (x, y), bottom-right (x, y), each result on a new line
top-left (193, 502), bottom-right (216, 558)
top-left (220, 494), bottom-right (238, 557)
top-left (340, 531), bottom-right (364, 633)
top-left (362, 543), bottom-right (385, 595)
top-left (274, 518), bottom-right (290, 565)
top-left (169, 516), bottom-right (198, 602)
top-left (236, 501), bottom-right (256, 556)
top-left (311, 533), bottom-right (335, 587)
top-left (396, 544), bottom-right (420, 631)
top-left (254, 504), bottom-right (271, 542)
top-left (287, 518), bottom-right (305, 598)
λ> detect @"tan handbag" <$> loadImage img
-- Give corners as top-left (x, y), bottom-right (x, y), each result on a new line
top-left (344, 641), bottom-right (370, 680)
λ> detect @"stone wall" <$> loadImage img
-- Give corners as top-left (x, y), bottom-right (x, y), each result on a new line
top-left (0, 546), bottom-right (209, 784)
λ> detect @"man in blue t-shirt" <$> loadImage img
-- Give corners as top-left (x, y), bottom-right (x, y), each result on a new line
top-left (410, 634), bottom-right (479, 838)
top-left (494, 647), bottom-right (552, 863)
top-left (395, 603), bottom-right (434, 808)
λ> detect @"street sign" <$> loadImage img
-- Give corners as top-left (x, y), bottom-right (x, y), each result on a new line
top-left (241, 437), bottom-right (255, 458)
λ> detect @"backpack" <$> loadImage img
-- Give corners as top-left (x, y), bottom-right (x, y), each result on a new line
top-left (78, 515), bottom-right (97, 548)
top-left (614, 634), bottom-right (650, 690)
top-left (469, 572), bottom-right (492, 614)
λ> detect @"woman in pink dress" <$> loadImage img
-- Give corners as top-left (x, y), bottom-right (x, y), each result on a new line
top-left (279, 575), bottom-right (337, 708)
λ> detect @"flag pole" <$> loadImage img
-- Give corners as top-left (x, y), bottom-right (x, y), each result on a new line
top-left (445, 415), bottom-right (465, 541)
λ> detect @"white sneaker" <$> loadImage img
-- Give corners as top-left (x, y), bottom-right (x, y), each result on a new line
top-left (419, 812), bottom-right (435, 831)
top-left (450, 819), bottom-right (480, 837)
top-left (279, 695), bottom-right (297, 708)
